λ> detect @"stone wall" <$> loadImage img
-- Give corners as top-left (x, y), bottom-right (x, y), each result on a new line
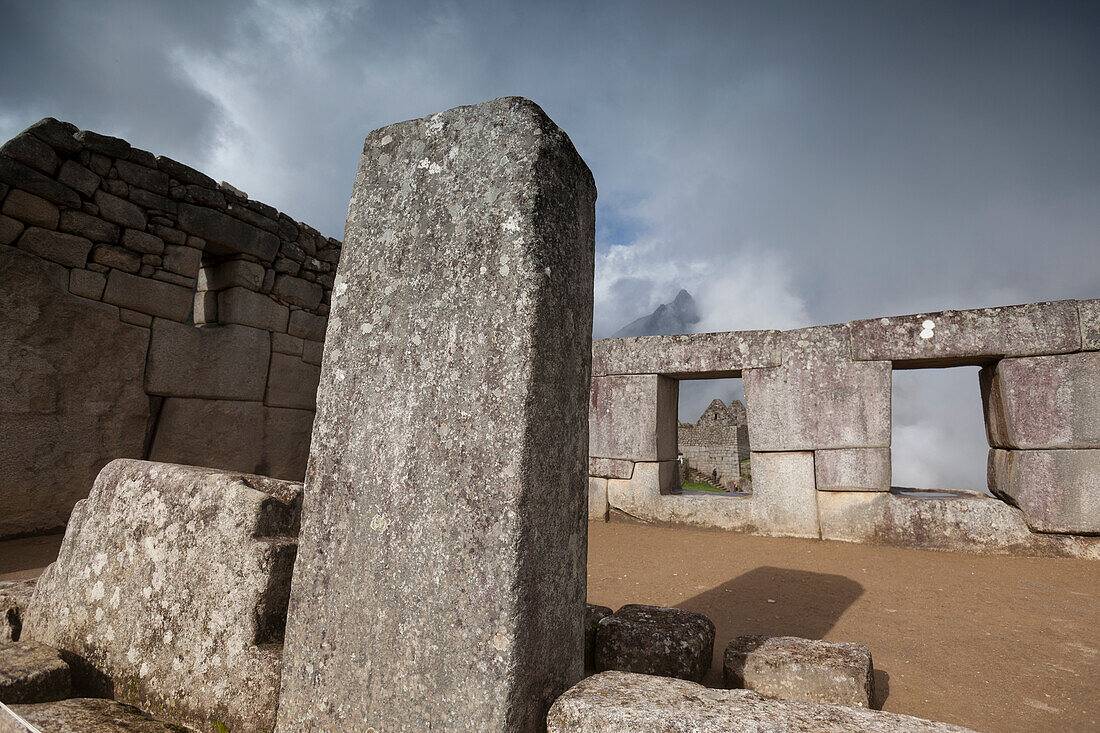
top-left (678, 398), bottom-right (750, 487)
top-left (0, 118), bottom-right (339, 538)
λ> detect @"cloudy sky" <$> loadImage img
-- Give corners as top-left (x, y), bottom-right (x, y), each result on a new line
top-left (3, 0), bottom-right (1097, 490)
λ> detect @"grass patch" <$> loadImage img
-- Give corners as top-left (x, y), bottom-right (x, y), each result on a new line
top-left (681, 480), bottom-right (727, 493)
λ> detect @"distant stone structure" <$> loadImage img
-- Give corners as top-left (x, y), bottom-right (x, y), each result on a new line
top-left (0, 118), bottom-right (339, 538)
top-left (678, 398), bottom-right (750, 488)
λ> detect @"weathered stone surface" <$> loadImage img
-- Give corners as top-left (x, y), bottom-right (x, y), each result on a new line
top-left (57, 160), bottom-right (101, 197)
top-left (589, 456), bottom-right (634, 479)
top-left (198, 258), bottom-right (265, 291)
top-left (8, 697), bottom-right (192, 732)
top-left (23, 118), bottom-right (80, 156)
top-left (58, 210), bottom-right (118, 242)
top-left (286, 308), bottom-right (325, 341)
top-left (744, 326), bottom-right (891, 451)
top-left (178, 203), bottom-right (279, 261)
top-left (590, 374), bottom-right (678, 461)
top-left (119, 308), bottom-right (152, 327)
top-left (988, 449), bottom-right (1100, 534)
top-left (0, 135), bottom-right (59, 175)
top-left (218, 286), bottom-right (289, 332)
top-left (68, 269), bottom-right (106, 300)
top-left (157, 156), bottom-right (217, 188)
top-left (815, 448), bottom-right (891, 492)
top-left (595, 604), bottom-right (715, 682)
top-left (161, 244), bottom-right (201, 277)
top-left (264, 353), bottom-right (320, 410)
top-left (301, 339), bottom-right (323, 366)
top-left (851, 301), bottom-right (1081, 366)
top-left (90, 243), bottom-right (141, 273)
top-left (115, 159), bottom-right (170, 194)
top-left (724, 635), bottom-right (874, 707)
top-left (1080, 299), bottom-right (1100, 351)
top-left (1, 191), bottom-right (58, 229)
top-left (593, 330), bottom-right (783, 378)
top-left (272, 273), bottom-right (322, 309)
top-left (0, 642), bottom-right (70, 704)
top-left (0, 215), bottom-right (23, 245)
top-left (145, 319), bottom-right (270, 401)
top-left (271, 332), bottom-right (304, 356)
top-left (92, 191), bottom-right (146, 230)
top-left (259, 407), bottom-right (313, 482)
top-left (0, 158), bottom-right (79, 209)
top-left (584, 604), bottom-right (613, 669)
top-left (589, 477), bottom-right (609, 521)
top-left (982, 353), bottom-right (1100, 449)
top-left (148, 398), bottom-right (265, 473)
top-left (75, 130), bottom-right (130, 158)
top-left (546, 671), bottom-right (977, 732)
top-left (0, 248), bottom-right (149, 538)
top-left (102, 270), bottom-right (192, 322)
top-left (24, 460), bottom-right (300, 733)
top-left (276, 98), bottom-right (595, 732)
top-left (121, 228), bottom-right (164, 255)
top-left (16, 227), bottom-right (92, 268)
top-left (0, 581), bottom-right (37, 643)
top-left (817, 490), bottom-right (1100, 559)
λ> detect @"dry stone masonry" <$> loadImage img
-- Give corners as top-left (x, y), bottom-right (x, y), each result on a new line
top-left (678, 398), bottom-right (751, 489)
top-left (0, 119), bottom-right (338, 539)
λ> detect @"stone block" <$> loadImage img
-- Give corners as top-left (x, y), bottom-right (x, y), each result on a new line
top-left (1081, 299), bottom-right (1100, 351)
top-left (584, 604), bottom-right (613, 669)
top-left (114, 159), bottom-right (170, 194)
top-left (815, 448), bottom-right (891, 491)
top-left (988, 449), bottom-right (1100, 534)
top-left (272, 273), bottom-right (322, 309)
top-left (24, 459), bottom-right (301, 733)
top-left (198, 258), bottom-right (265, 291)
top-left (58, 211), bottom-right (118, 243)
top-left (744, 325), bottom-right (891, 451)
top-left (152, 270), bottom-right (194, 288)
top-left (23, 118), bottom-right (80, 155)
top-left (56, 160), bottom-right (101, 197)
top-left (157, 156), bottom-right (217, 188)
top-left (264, 353), bottom-right (320, 410)
top-left (0, 135), bottom-right (58, 175)
top-left (546, 671), bottom-right (977, 733)
top-left (1, 191), bottom-right (58, 229)
top-left (724, 635), bottom-right (874, 707)
top-left (161, 244), bottom-right (201, 277)
top-left (0, 581), bottom-right (37, 643)
top-left (68, 269), bottom-right (106, 300)
top-left (0, 215), bottom-right (23, 245)
top-left (148, 399), bottom-right (265, 473)
top-left (6, 698), bottom-right (189, 732)
top-left (218, 287), bottom-right (288, 332)
top-left (145, 319), bottom-right (270, 400)
top-left (16, 227), bottom-right (92, 268)
top-left (589, 477), bottom-right (609, 521)
top-left (90, 243), bottom-right (141, 273)
top-left (193, 290), bottom-right (217, 325)
top-left (118, 309), bottom-right (152, 327)
top-left (276, 98), bottom-right (595, 732)
top-left (590, 456), bottom-right (633, 479)
top-left (595, 604), bottom-right (715, 682)
top-left (747, 451), bottom-right (820, 537)
top-left (178, 203), bottom-right (279, 261)
top-left (102, 270), bottom-right (193, 322)
top-left (271, 332), bottom-right (304, 356)
top-left (121, 228), bottom-right (164, 255)
top-left (259, 407), bottom-right (313, 482)
top-left (982, 352), bottom-right (1100, 449)
top-left (592, 330), bottom-right (783, 378)
top-left (0, 158), bottom-right (79, 209)
top-left (75, 129), bottom-right (130, 157)
top-left (0, 642), bottom-right (70, 704)
top-left (590, 374), bottom-right (678, 461)
top-left (92, 191), bottom-right (146, 230)
top-left (301, 339), bottom-right (323, 366)
top-left (851, 301), bottom-right (1081, 366)
top-left (286, 308), bottom-right (325, 341)
top-left (0, 249), bottom-right (149, 538)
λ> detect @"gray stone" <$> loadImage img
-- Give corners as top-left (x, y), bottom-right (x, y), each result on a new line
top-left (272, 273), bottom-right (322, 309)
top-left (265, 351), bottom-right (320, 411)
top-left (75, 129), bottom-right (130, 157)
top-left (0, 158), bottom-right (79, 209)
top-left (90, 243), bottom-right (141, 273)
top-left (17, 228), bottom-right (93, 268)
top-left (121, 228), bottom-right (164, 255)
top-left (128, 187), bottom-right (177, 214)
top-left (178, 203), bottom-right (279, 261)
top-left (0, 215), bottom-right (23, 245)
top-left (58, 210), bottom-right (118, 242)
top-left (92, 191), bottom-right (145, 230)
top-left (147, 398), bottom-right (265, 473)
top-left (227, 202), bottom-right (279, 234)
top-left (7, 698), bottom-right (191, 732)
top-left (151, 270), bottom-right (194, 288)
top-left (744, 326), bottom-right (891, 451)
top-left (259, 407), bottom-right (314, 482)
top-left (182, 184), bottom-right (225, 208)
top-left (584, 604), bottom-right (613, 668)
top-left (145, 319), bottom-right (271, 401)
top-left (152, 224), bottom-right (186, 245)
top-left (301, 339), bottom-right (323, 366)
top-left (286, 308), bottom-right (325, 341)
top-left (1, 191), bottom-right (58, 229)
top-left (128, 147), bottom-right (158, 168)
top-left (68, 269), bottom-right (106, 300)
top-left (589, 477), bottom-right (609, 521)
top-left (114, 159), bottom-right (170, 194)
top-left (724, 635), bottom-right (874, 707)
top-left (276, 97), bottom-right (595, 733)
top-left (88, 153), bottom-right (111, 177)
top-left (57, 160), bottom-right (102, 197)
top-left (24, 459), bottom-right (300, 733)
top-left (156, 156), bottom-right (217, 188)
top-left (590, 374), bottom-right (678, 461)
top-left (815, 448), bottom-right (891, 491)
top-left (102, 270), bottom-right (193, 322)
top-left (593, 330), bottom-right (783, 378)
top-left (851, 300), bottom-right (1081, 366)
top-left (594, 604), bottom-right (715, 682)
top-left (161, 245), bottom-right (201, 277)
top-left (0, 581), bottom-right (37, 643)
top-left (193, 290), bottom-right (217, 325)
top-left (23, 118), bottom-right (80, 155)
top-left (0, 248), bottom-right (149, 538)
top-left (197, 258), bottom-right (265, 291)
top-left (988, 449), bottom-right (1100, 534)
top-left (1080, 299), bottom-right (1100, 351)
top-left (218, 286), bottom-right (289, 332)
top-left (0, 642), bottom-right (70, 704)
top-left (118, 309), bottom-right (152, 327)
top-left (0, 135), bottom-right (59, 175)
top-left (271, 332), bottom-right (304, 356)
top-left (546, 671), bottom-right (977, 732)
top-left (982, 352), bottom-right (1100, 449)
top-left (589, 457), bottom-right (634, 479)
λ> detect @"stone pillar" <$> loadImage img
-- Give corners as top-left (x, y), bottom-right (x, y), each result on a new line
top-left (589, 374), bottom-right (678, 462)
top-left (275, 98), bottom-right (596, 732)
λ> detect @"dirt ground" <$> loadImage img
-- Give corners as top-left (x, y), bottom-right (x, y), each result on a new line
top-left (588, 521), bottom-right (1099, 732)
top-left (3, 525), bottom-right (1097, 732)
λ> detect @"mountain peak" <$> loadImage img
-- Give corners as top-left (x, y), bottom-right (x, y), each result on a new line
top-left (612, 289), bottom-right (701, 338)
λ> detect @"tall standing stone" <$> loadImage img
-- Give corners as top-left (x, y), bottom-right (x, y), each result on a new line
top-left (276, 98), bottom-right (596, 732)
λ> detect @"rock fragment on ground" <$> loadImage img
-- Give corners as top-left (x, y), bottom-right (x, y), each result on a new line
top-left (0, 641), bottom-right (70, 704)
top-left (0, 581), bottom-right (37, 643)
top-left (546, 671), bottom-right (978, 732)
top-left (595, 604), bottom-right (715, 681)
top-left (6, 697), bottom-right (190, 732)
top-left (584, 604), bottom-right (613, 668)
top-left (724, 634), bottom-right (875, 707)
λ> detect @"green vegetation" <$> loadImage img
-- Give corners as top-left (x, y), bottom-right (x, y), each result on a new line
top-left (681, 480), bottom-right (727, 493)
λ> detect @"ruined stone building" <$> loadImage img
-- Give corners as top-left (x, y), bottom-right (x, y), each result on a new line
top-left (677, 398), bottom-right (750, 488)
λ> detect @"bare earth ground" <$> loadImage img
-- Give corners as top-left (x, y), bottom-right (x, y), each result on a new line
top-left (3, 525), bottom-right (1098, 731)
